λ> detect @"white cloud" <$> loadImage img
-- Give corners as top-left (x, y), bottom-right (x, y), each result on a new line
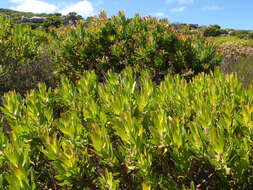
top-left (170, 6), bottom-right (186, 13)
top-left (9, 0), bottom-right (95, 17)
top-left (202, 6), bottom-right (223, 11)
top-left (60, 1), bottom-right (94, 17)
top-left (167, 0), bottom-right (193, 4)
top-left (10, 0), bottom-right (57, 13)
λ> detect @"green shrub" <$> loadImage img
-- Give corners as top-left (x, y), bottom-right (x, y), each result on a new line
top-left (51, 11), bottom-right (222, 81)
top-left (1, 68), bottom-right (253, 189)
top-left (0, 16), bottom-right (57, 97)
top-left (42, 15), bottom-right (64, 29)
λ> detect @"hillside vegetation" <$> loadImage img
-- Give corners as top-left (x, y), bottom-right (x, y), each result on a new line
top-left (0, 8), bottom-right (83, 29)
top-left (0, 12), bottom-right (221, 96)
top-left (207, 36), bottom-right (253, 87)
top-left (1, 11), bottom-right (253, 190)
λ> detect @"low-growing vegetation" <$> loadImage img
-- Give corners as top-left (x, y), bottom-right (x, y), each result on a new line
top-left (208, 36), bottom-right (253, 47)
top-left (1, 69), bottom-right (253, 189)
top-left (0, 9), bottom-right (253, 190)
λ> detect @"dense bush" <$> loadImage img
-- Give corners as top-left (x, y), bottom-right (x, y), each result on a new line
top-left (51, 11), bottom-right (222, 81)
top-left (0, 16), bottom-right (57, 98)
top-left (1, 69), bottom-right (253, 189)
top-left (2, 10), bottom-right (253, 190)
top-left (0, 12), bottom-right (222, 97)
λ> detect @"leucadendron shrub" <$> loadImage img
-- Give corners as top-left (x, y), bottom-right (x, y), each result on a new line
top-left (1, 68), bottom-right (253, 189)
top-left (50, 11), bottom-right (222, 81)
top-left (0, 16), bottom-right (56, 98)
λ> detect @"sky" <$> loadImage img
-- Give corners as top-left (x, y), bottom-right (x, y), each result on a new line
top-left (0, 0), bottom-right (252, 29)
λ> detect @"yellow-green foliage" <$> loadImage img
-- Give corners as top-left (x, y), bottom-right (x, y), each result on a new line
top-left (0, 16), bottom-right (42, 67)
top-left (0, 16), bottom-right (56, 96)
top-left (0, 12), bottom-right (250, 190)
top-left (1, 68), bottom-right (253, 189)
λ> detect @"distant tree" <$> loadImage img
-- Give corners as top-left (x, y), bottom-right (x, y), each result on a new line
top-left (211, 24), bottom-right (221, 29)
top-left (54, 13), bottom-right (62, 17)
top-left (203, 25), bottom-right (223, 37)
top-left (42, 15), bottom-right (63, 29)
top-left (65, 12), bottom-right (83, 24)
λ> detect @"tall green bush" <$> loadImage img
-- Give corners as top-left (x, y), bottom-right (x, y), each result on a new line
top-left (51, 11), bottom-right (222, 81)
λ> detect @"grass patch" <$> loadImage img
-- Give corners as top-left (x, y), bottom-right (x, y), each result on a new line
top-left (223, 55), bottom-right (253, 87)
top-left (208, 36), bottom-right (253, 47)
